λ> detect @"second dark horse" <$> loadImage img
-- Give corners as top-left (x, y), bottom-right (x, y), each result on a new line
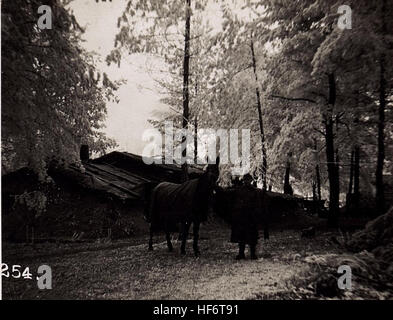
top-left (145, 161), bottom-right (219, 256)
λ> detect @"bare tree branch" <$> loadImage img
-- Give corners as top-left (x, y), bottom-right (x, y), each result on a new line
top-left (269, 95), bottom-right (317, 104)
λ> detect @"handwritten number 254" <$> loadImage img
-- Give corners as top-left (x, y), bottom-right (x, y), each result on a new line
top-left (1, 263), bottom-right (33, 279)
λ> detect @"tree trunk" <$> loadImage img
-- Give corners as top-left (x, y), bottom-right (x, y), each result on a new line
top-left (284, 163), bottom-right (290, 193)
top-left (250, 40), bottom-right (267, 189)
top-left (194, 81), bottom-right (198, 164)
top-left (312, 181), bottom-right (317, 211)
top-left (312, 182), bottom-right (316, 200)
top-left (313, 139), bottom-right (321, 202)
top-left (316, 164), bottom-right (321, 202)
top-left (194, 116), bottom-right (198, 163)
top-left (284, 153), bottom-right (293, 195)
top-left (346, 150), bottom-right (354, 214)
top-left (347, 89), bottom-right (361, 215)
top-left (348, 150), bottom-right (354, 195)
top-left (376, 0), bottom-right (386, 215)
top-left (353, 145), bottom-right (360, 212)
top-left (181, 0), bottom-right (191, 182)
top-left (326, 73), bottom-right (340, 227)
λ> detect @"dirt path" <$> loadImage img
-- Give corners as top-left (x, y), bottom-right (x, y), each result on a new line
top-left (2, 229), bottom-right (341, 299)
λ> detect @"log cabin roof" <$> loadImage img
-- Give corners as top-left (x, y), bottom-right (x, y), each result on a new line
top-left (2, 151), bottom-right (204, 203)
top-left (67, 151), bottom-right (204, 201)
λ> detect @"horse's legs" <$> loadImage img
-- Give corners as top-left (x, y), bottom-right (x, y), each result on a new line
top-left (192, 222), bottom-right (200, 257)
top-left (166, 231), bottom-right (173, 252)
top-left (148, 224), bottom-right (154, 251)
top-left (180, 222), bottom-right (190, 255)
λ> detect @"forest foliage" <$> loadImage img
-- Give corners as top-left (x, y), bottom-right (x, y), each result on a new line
top-left (110, 0), bottom-right (393, 219)
top-left (2, 0), bottom-right (392, 220)
top-left (1, 0), bottom-right (119, 177)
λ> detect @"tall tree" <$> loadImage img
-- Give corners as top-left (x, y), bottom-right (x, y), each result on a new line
top-left (263, 0), bottom-right (393, 223)
top-left (181, 0), bottom-right (191, 180)
top-left (376, 0), bottom-right (388, 215)
top-left (199, 3), bottom-right (271, 184)
top-left (250, 39), bottom-right (268, 189)
top-left (108, 0), bottom-right (213, 177)
top-left (2, 0), bottom-right (118, 177)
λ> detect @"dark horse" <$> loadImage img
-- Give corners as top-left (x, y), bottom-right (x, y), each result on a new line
top-left (145, 161), bottom-right (219, 256)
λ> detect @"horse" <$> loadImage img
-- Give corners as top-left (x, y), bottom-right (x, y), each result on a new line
top-left (145, 161), bottom-right (219, 256)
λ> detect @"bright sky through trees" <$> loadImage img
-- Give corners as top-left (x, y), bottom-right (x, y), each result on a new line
top-left (68, 0), bottom-right (225, 155)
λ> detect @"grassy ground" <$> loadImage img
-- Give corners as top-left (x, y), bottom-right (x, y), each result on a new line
top-left (3, 227), bottom-right (354, 300)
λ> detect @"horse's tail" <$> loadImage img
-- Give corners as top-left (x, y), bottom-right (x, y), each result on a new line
top-left (143, 182), bottom-right (158, 223)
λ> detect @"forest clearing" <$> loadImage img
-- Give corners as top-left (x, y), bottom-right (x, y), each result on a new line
top-left (2, 0), bottom-right (393, 303)
top-left (3, 216), bottom-right (393, 300)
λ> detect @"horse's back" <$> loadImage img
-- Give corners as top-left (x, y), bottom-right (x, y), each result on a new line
top-left (150, 179), bottom-right (200, 230)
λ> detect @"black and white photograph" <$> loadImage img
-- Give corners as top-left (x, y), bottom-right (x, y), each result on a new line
top-left (1, 0), bottom-right (393, 305)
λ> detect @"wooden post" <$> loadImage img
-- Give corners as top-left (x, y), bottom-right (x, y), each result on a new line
top-left (80, 144), bottom-right (89, 162)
